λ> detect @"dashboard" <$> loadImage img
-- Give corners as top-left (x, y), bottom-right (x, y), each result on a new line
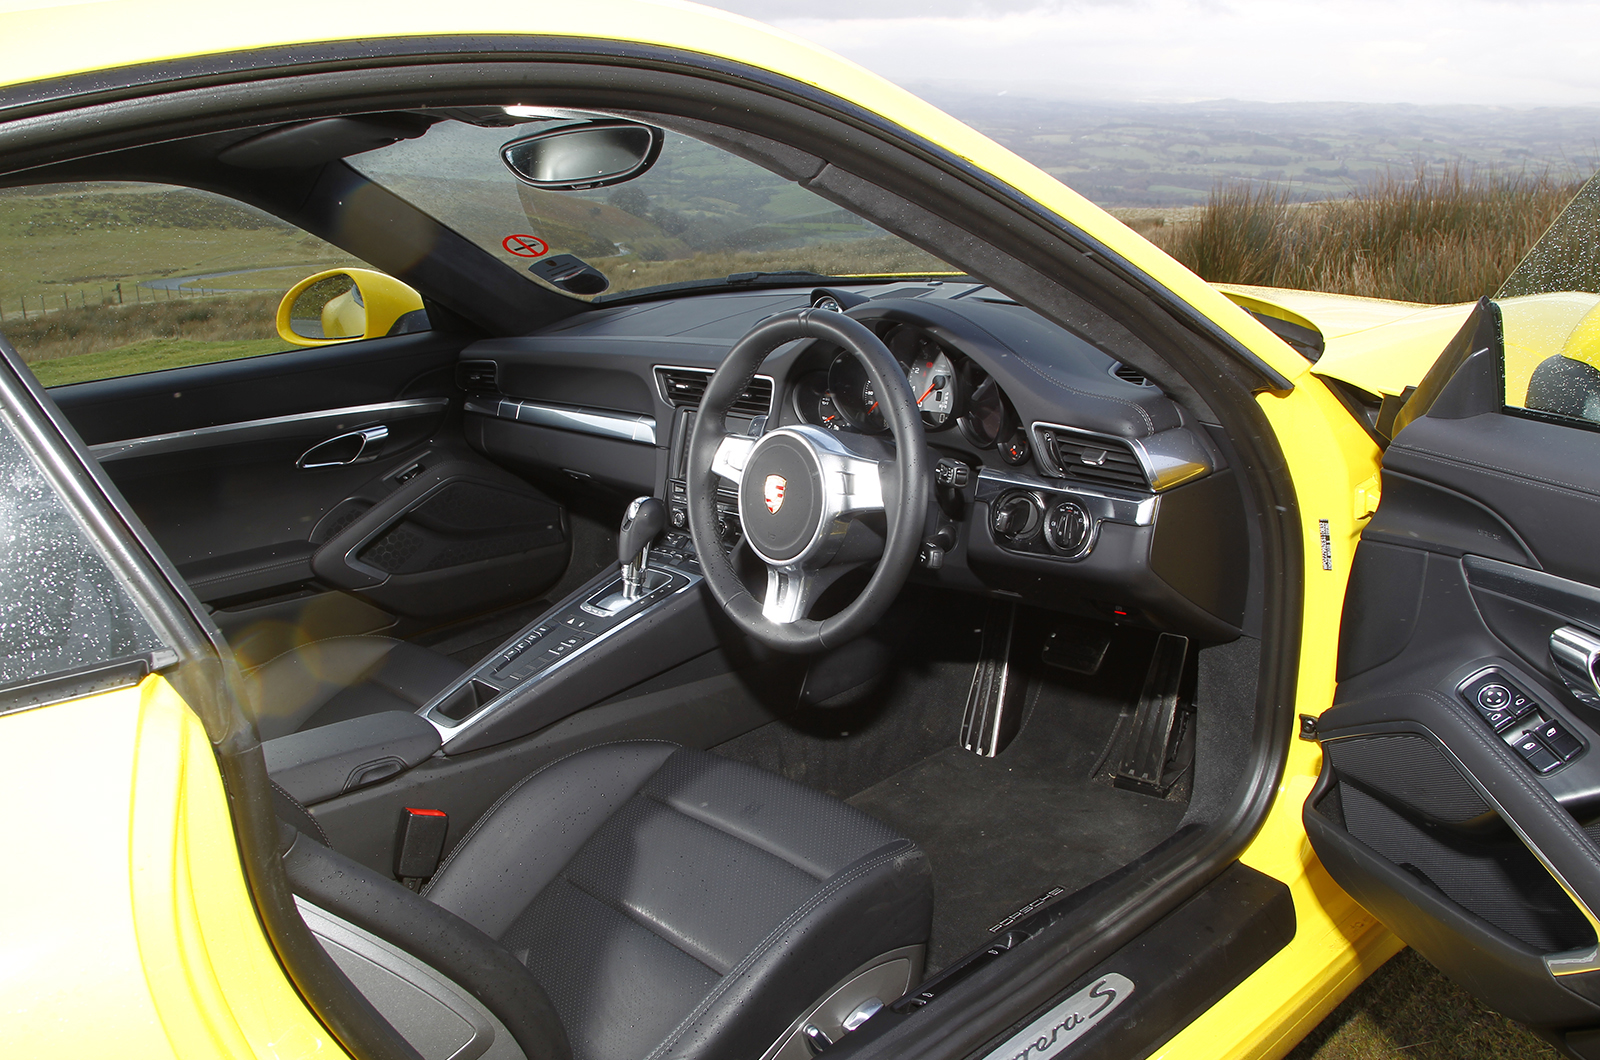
top-left (459, 281), bottom-right (1256, 643)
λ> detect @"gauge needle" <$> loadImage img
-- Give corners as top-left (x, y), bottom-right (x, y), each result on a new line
top-left (916, 382), bottom-right (938, 405)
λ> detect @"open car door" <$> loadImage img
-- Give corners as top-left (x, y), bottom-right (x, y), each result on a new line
top-left (1306, 268), bottom-right (1600, 1055)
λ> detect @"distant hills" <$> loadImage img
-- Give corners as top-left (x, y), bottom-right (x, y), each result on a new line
top-left (909, 90), bottom-right (1600, 205)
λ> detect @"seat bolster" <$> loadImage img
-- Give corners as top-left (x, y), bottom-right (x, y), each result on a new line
top-left (652, 838), bottom-right (934, 1060)
top-left (424, 740), bottom-right (681, 938)
top-left (281, 825), bottom-right (571, 1060)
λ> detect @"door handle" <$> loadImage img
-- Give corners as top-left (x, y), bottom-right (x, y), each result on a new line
top-left (1551, 626), bottom-right (1600, 708)
top-left (297, 425), bottom-right (389, 469)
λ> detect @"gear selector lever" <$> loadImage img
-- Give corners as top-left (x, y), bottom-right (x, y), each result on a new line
top-left (619, 496), bottom-right (666, 599)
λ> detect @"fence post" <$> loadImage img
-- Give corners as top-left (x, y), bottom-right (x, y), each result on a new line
top-left (21, 295), bottom-right (27, 321)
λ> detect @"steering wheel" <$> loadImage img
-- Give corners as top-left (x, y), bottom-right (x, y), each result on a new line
top-left (687, 309), bottom-right (929, 652)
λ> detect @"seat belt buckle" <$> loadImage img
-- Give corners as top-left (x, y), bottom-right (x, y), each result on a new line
top-left (395, 807), bottom-right (449, 890)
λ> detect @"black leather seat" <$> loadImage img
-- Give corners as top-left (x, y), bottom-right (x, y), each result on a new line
top-left (243, 634), bottom-right (465, 740)
top-left (283, 741), bottom-right (934, 1060)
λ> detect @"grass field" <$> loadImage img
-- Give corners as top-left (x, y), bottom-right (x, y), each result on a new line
top-left (1132, 166), bottom-right (1579, 305)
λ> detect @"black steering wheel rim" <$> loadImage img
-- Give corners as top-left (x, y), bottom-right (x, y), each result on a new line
top-left (687, 308), bottom-right (928, 653)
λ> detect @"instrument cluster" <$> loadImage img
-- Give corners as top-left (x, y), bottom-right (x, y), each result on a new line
top-left (789, 323), bottom-right (1034, 464)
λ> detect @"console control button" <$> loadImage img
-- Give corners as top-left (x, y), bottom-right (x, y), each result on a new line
top-left (542, 632), bottom-right (591, 662)
top-left (1537, 719), bottom-right (1584, 761)
top-left (1477, 684), bottom-right (1511, 711)
top-left (1480, 705), bottom-right (1518, 732)
top-left (1512, 733), bottom-right (1563, 774)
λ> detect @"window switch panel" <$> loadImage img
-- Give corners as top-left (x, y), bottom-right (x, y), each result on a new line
top-left (1537, 719), bottom-right (1585, 761)
top-left (1512, 733), bottom-right (1563, 774)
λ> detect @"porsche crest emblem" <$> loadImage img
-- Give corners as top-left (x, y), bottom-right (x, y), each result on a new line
top-left (763, 474), bottom-right (787, 514)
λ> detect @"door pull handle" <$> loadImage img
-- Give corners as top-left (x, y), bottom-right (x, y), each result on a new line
top-left (297, 425), bottom-right (389, 469)
top-left (1551, 626), bottom-right (1600, 708)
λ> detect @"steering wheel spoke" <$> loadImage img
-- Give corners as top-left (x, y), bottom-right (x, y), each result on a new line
top-left (762, 565), bottom-right (818, 625)
top-left (711, 433), bottom-right (757, 485)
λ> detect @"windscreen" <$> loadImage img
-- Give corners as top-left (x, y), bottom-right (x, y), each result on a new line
top-left (349, 117), bottom-right (953, 299)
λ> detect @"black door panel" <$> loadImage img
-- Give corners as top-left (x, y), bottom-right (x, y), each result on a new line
top-left (1311, 301), bottom-right (1600, 1038)
top-left (1384, 411), bottom-right (1600, 586)
top-left (52, 330), bottom-right (573, 635)
top-left (99, 401), bottom-right (446, 596)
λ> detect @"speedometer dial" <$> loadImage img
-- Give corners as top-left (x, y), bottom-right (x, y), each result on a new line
top-left (826, 350), bottom-right (887, 433)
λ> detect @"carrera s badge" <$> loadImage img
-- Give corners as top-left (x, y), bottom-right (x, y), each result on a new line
top-left (764, 474), bottom-right (787, 514)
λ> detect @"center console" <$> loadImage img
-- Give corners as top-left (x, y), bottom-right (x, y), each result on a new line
top-left (415, 527), bottom-right (717, 753)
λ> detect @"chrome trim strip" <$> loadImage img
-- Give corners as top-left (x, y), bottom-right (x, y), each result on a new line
top-left (463, 397), bottom-right (656, 445)
top-left (1031, 420), bottom-right (1211, 492)
top-left (652, 364), bottom-right (776, 414)
top-left (90, 398), bottom-right (448, 462)
top-left (973, 466), bottom-right (1157, 526)
top-left (1552, 627), bottom-right (1600, 709)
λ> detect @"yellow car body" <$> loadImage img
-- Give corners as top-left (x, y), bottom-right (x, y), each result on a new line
top-left (0, 3), bottom-right (1591, 1060)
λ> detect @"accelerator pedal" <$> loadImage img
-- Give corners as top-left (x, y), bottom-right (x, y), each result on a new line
top-left (1113, 632), bottom-right (1191, 797)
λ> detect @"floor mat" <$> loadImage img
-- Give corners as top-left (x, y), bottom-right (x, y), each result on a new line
top-left (847, 639), bottom-right (1190, 972)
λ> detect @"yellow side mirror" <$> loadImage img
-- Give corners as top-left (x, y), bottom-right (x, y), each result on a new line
top-left (276, 268), bottom-right (426, 348)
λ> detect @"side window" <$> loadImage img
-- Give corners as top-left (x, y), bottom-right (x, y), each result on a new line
top-left (1499, 173), bottom-right (1600, 428)
top-left (1501, 298), bottom-right (1600, 428)
top-left (0, 398), bottom-right (166, 713)
top-left (0, 182), bottom-right (428, 388)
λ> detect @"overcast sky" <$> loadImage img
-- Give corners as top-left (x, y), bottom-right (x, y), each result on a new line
top-left (703, 0), bottom-right (1600, 108)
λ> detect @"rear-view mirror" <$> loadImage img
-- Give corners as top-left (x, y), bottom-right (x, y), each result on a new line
top-left (500, 120), bottom-right (664, 191)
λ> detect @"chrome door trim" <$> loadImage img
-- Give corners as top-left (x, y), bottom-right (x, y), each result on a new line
top-left (90, 398), bottom-right (449, 462)
top-left (463, 397), bottom-right (656, 445)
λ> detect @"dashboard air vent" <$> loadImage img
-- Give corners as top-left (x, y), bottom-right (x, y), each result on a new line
top-left (1111, 362), bottom-right (1154, 387)
top-left (655, 367), bottom-right (772, 417)
top-left (1037, 428), bottom-right (1149, 491)
top-left (457, 359), bottom-right (500, 392)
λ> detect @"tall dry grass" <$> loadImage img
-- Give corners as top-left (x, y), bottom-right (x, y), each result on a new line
top-left (5, 291), bottom-right (280, 365)
top-left (1150, 166), bottom-right (1581, 304)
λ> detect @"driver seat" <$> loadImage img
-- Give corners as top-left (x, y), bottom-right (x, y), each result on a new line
top-left (282, 740), bottom-right (933, 1060)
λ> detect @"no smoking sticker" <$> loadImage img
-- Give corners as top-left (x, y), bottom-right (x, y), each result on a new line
top-left (502, 234), bottom-right (549, 258)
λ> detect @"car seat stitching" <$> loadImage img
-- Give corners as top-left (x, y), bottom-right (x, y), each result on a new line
top-left (643, 790), bottom-right (831, 881)
top-left (270, 779), bottom-right (331, 847)
top-left (1394, 445), bottom-right (1600, 500)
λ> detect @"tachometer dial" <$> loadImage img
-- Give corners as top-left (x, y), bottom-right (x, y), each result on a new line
top-left (906, 350), bottom-right (958, 428)
top-left (888, 325), bottom-right (962, 430)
